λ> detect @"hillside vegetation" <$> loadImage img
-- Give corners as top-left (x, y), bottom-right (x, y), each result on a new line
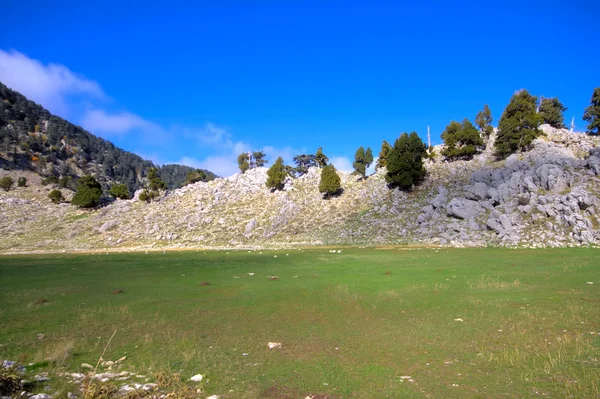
top-left (0, 82), bottom-right (215, 192)
top-left (0, 124), bottom-right (599, 252)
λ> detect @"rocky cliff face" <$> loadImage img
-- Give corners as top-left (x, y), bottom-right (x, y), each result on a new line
top-left (1, 125), bottom-right (599, 253)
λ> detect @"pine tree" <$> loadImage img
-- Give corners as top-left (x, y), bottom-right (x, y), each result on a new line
top-left (266, 157), bottom-right (287, 191)
top-left (495, 90), bottom-right (542, 159)
top-left (441, 118), bottom-right (483, 160)
top-left (292, 154), bottom-right (317, 176)
top-left (148, 168), bottom-right (166, 191)
top-left (365, 147), bottom-right (373, 170)
top-left (353, 146), bottom-right (374, 179)
top-left (385, 132), bottom-right (427, 191)
top-left (376, 140), bottom-right (392, 169)
top-left (315, 147), bottom-right (329, 168)
top-left (583, 88), bottom-right (600, 136)
top-left (252, 151), bottom-right (268, 168)
top-left (475, 104), bottom-right (494, 137)
top-left (319, 164), bottom-right (341, 199)
top-left (353, 146), bottom-right (366, 178)
top-left (539, 97), bottom-right (567, 128)
top-left (71, 175), bottom-right (102, 208)
top-left (237, 153), bottom-right (250, 173)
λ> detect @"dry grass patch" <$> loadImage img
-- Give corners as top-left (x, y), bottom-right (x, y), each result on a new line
top-left (35, 339), bottom-right (75, 365)
top-left (468, 274), bottom-right (523, 290)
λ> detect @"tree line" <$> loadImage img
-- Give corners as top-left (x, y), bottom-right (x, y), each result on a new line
top-left (242, 87), bottom-right (600, 198)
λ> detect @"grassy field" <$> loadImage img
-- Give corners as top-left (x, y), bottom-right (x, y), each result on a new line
top-left (1, 248), bottom-right (599, 398)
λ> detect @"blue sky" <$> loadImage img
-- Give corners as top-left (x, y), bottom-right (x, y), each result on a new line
top-left (1, 0), bottom-right (598, 176)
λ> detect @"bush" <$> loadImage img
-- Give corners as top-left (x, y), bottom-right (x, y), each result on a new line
top-left (138, 190), bottom-right (149, 202)
top-left (48, 189), bottom-right (64, 204)
top-left (441, 118), bottom-right (483, 160)
top-left (58, 176), bottom-right (71, 188)
top-left (0, 176), bottom-right (14, 191)
top-left (17, 177), bottom-right (27, 187)
top-left (71, 175), bottom-right (102, 208)
top-left (109, 184), bottom-right (130, 200)
top-left (41, 176), bottom-right (59, 186)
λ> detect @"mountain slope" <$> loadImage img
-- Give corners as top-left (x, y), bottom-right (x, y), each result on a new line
top-left (0, 82), bottom-right (215, 191)
top-left (1, 125), bottom-right (599, 253)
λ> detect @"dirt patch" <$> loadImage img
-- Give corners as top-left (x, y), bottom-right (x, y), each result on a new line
top-left (199, 282), bottom-right (211, 286)
top-left (384, 270), bottom-right (392, 275)
top-left (112, 290), bottom-right (124, 294)
top-left (270, 276), bottom-right (280, 281)
top-left (34, 299), bottom-right (48, 305)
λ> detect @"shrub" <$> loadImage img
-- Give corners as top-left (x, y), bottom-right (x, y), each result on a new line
top-left (0, 365), bottom-right (22, 395)
top-left (17, 177), bottom-right (27, 187)
top-left (138, 190), bottom-right (149, 202)
top-left (58, 176), bottom-right (71, 188)
top-left (48, 189), bottom-right (63, 204)
top-left (0, 176), bottom-right (14, 191)
top-left (109, 184), bottom-right (130, 200)
top-left (71, 175), bottom-right (102, 208)
top-left (41, 176), bottom-right (59, 186)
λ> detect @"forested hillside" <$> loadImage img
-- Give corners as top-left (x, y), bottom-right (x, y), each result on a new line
top-left (0, 82), bottom-right (214, 191)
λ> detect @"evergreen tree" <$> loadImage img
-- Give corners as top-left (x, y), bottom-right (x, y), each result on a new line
top-left (441, 118), bottom-right (484, 160)
top-left (365, 147), bottom-right (373, 170)
top-left (319, 164), bottom-right (341, 199)
top-left (71, 175), bottom-right (102, 208)
top-left (353, 146), bottom-right (374, 179)
top-left (237, 152), bottom-right (250, 173)
top-left (353, 146), bottom-right (367, 178)
top-left (315, 147), bottom-right (329, 168)
top-left (539, 97), bottom-right (567, 128)
top-left (292, 154), bottom-right (317, 177)
top-left (583, 88), bottom-right (600, 136)
top-left (376, 140), bottom-right (392, 169)
top-left (252, 151), bottom-right (268, 168)
top-left (495, 90), bottom-right (542, 159)
top-left (109, 184), bottom-right (130, 200)
top-left (475, 104), bottom-right (494, 138)
top-left (266, 157), bottom-right (287, 191)
top-left (148, 168), bottom-right (166, 191)
top-left (17, 177), bottom-right (27, 187)
top-left (185, 169), bottom-right (207, 185)
top-left (385, 132), bottom-right (427, 191)
top-left (48, 189), bottom-right (63, 204)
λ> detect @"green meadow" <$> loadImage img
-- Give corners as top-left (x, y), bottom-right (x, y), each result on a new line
top-left (1, 248), bottom-right (599, 398)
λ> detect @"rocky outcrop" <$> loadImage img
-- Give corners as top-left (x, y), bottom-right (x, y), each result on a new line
top-left (1, 125), bottom-right (599, 252)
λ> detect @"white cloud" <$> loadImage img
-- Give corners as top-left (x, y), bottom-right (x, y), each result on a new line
top-left (367, 156), bottom-right (379, 175)
top-left (178, 155), bottom-right (240, 178)
top-left (261, 145), bottom-right (305, 166)
top-left (0, 49), bottom-right (104, 115)
top-left (80, 109), bottom-right (161, 136)
top-left (330, 156), bottom-right (353, 173)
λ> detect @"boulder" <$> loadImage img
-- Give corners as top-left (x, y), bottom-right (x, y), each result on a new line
top-left (537, 164), bottom-right (568, 191)
top-left (465, 182), bottom-right (489, 201)
top-left (446, 198), bottom-right (483, 220)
